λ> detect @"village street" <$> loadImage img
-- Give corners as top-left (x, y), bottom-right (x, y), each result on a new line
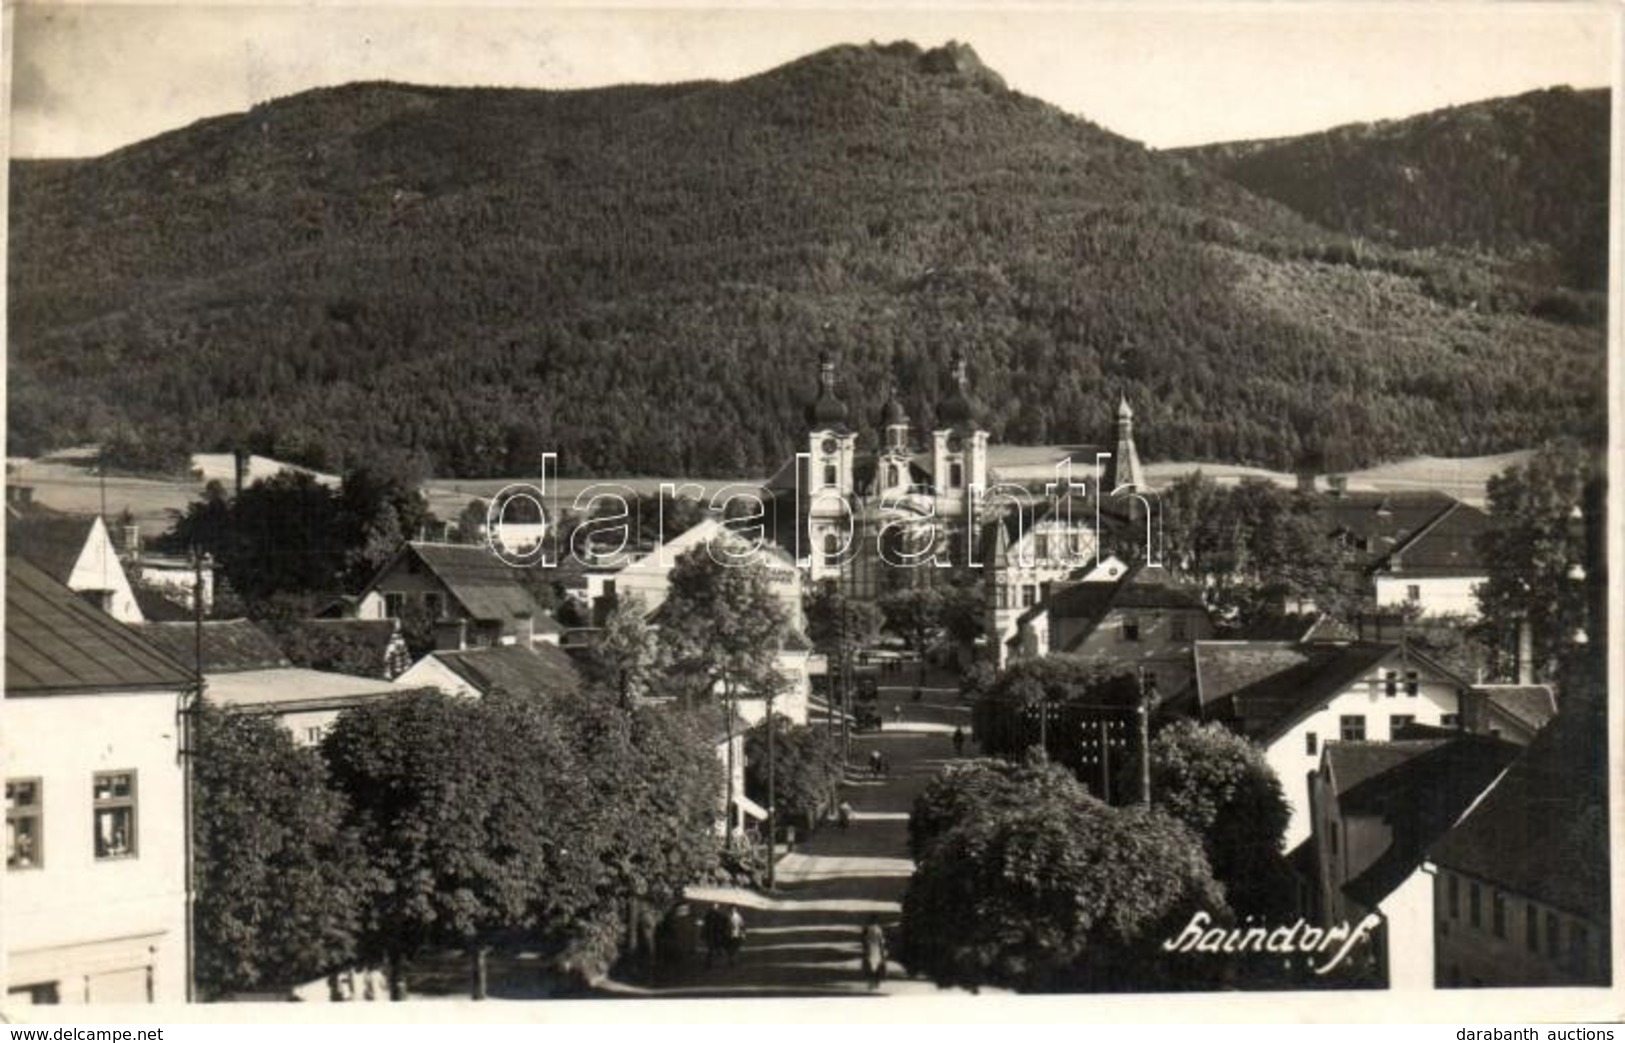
top-left (603, 680), bottom-right (973, 999)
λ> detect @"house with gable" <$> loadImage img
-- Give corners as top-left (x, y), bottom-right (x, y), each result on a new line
top-left (7, 513), bottom-right (145, 623)
top-left (352, 541), bottom-right (562, 648)
top-left (1192, 637), bottom-right (1474, 848)
top-left (1302, 733), bottom-right (1520, 988)
top-left (4, 559), bottom-right (194, 1005)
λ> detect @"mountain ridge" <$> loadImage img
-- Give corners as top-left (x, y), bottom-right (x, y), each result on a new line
top-left (6, 42), bottom-right (1607, 479)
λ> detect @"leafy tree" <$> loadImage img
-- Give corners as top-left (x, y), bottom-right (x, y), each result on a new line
top-left (336, 454), bottom-right (436, 587)
top-left (589, 593), bottom-right (663, 708)
top-left (900, 751), bottom-right (1225, 992)
top-left (743, 714), bottom-right (842, 830)
top-left (322, 689), bottom-right (591, 997)
top-left (1146, 720), bottom-right (1291, 919)
top-left (974, 658), bottom-right (1141, 764)
top-left (1475, 440), bottom-right (1597, 683)
top-left (805, 582), bottom-right (883, 716)
top-left (877, 586), bottom-right (944, 656)
top-left (658, 541), bottom-right (790, 707)
top-left (194, 704), bottom-right (366, 999)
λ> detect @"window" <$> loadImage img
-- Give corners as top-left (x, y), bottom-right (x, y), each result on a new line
top-left (1390, 714), bottom-right (1415, 738)
top-left (823, 463), bottom-right (838, 488)
top-left (1407, 584), bottom-right (1421, 603)
top-left (1492, 892), bottom-right (1507, 939)
top-left (1171, 616), bottom-right (1189, 642)
top-left (887, 464), bottom-right (900, 488)
top-left (1546, 912), bottom-right (1560, 958)
top-left (1469, 882), bottom-right (1481, 928)
top-left (823, 533), bottom-right (841, 568)
top-left (93, 772), bottom-right (137, 860)
top-left (1384, 670), bottom-right (1399, 697)
top-left (1405, 670), bottom-right (1420, 697)
top-left (7, 983), bottom-right (59, 1006)
top-left (949, 461), bottom-right (964, 489)
top-left (1035, 534), bottom-right (1050, 560)
top-left (1571, 923), bottom-right (1589, 975)
top-left (383, 592), bottom-right (404, 619)
top-left (1305, 732), bottom-right (1318, 756)
top-left (1340, 715), bottom-right (1366, 741)
top-left (1526, 904), bottom-right (1539, 952)
top-left (1442, 713), bottom-right (1461, 728)
top-left (6, 779), bottom-right (42, 869)
top-left (1021, 585), bottom-right (1038, 608)
top-left (1122, 616), bottom-right (1141, 642)
top-left (1448, 874), bottom-right (1460, 919)
top-left (304, 726), bottom-right (326, 745)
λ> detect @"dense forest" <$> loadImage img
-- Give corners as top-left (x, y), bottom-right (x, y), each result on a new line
top-left (7, 41), bottom-right (1608, 478)
top-left (1176, 87), bottom-right (1610, 293)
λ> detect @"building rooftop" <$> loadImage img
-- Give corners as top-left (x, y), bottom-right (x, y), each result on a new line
top-left (203, 666), bottom-right (404, 710)
top-left (6, 557), bottom-right (194, 694)
top-left (365, 542), bottom-right (555, 628)
top-left (135, 619), bottom-right (291, 673)
top-left (6, 513), bottom-right (99, 585)
top-left (428, 643), bottom-right (583, 699)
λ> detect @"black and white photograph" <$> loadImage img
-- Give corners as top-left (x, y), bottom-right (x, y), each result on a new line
top-left (1, 0), bottom-right (1617, 1026)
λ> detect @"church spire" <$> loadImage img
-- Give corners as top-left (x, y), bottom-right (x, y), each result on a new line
top-left (1111, 395), bottom-right (1144, 492)
top-left (806, 351), bottom-right (849, 430)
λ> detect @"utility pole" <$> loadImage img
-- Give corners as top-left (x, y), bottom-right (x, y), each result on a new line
top-left (722, 681), bottom-right (736, 850)
top-left (182, 547), bottom-right (210, 1004)
top-left (765, 688), bottom-right (777, 890)
top-left (1137, 669), bottom-right (1154, 806)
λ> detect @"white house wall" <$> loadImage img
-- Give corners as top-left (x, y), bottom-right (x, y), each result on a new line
top-left (3, 691), bottom-right (188, 1004)
top-left (1374, 575), bottom-right (1485, 618)
top-left (67, 521), bottom-right (143, 624)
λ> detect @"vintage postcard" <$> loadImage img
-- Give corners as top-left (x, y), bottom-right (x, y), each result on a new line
top-left (2, 0), bottom-right (1618, 1027)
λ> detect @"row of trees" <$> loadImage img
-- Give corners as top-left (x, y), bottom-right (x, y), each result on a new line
top-left (193, 686), bottom-right (724, 1000)
top-left (900, 719), bottom-right (1292, 992)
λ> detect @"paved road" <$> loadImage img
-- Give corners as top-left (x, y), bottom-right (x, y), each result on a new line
top-left (604, 686), bottom-right (977, 998)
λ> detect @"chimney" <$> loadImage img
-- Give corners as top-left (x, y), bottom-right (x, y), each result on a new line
top-left (233, 450), bottom-right (250, 497)
top-left (1516, 620), bottom-right (1535, 685)
top-left (512, 611), bottom-right (535, 648)
top-left (122, 524), bottom-right (142, 558)
top-left (434, 619), bottom-right (468, 652)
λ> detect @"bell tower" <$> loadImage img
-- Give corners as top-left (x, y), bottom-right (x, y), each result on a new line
top-left (804, 352), bottom-right (857, 581)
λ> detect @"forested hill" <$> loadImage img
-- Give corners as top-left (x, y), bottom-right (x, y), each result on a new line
top-left (7, 42), bottom-right (1607, 479)
top-left (1175, 87), bottom-right (1610, 292)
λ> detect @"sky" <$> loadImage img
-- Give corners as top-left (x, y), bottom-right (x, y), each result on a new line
top-left (4, 1), bottom-right (1619, 158)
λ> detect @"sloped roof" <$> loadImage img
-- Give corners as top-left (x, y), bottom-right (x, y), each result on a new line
top-left (1338, 734), bottom-right (1521, 908)
top-left (7, 513), bottom-right (98, 584)
top-left (1474, 684), bottom-right (1558, 734)
top-left (1195, 640), bottom-right (1405, 744)
top-left (430, 643), bottom-right (582, 698)
top-left (6, 558), bottom-right (194, 694)
top-left (371, 542), bottom-right (551, 626)
top-left (135, 620), bottom-right (291, 673)
top-left (132, 584), bottom-right (195, 622)
top-left (1429, 710), bottom-right (1608, 921)
top-left (1227, 613), bottom-right (1358, 643)
top-left (1372, 500), bottom-right (1494, 577)
top-left (1307, 490), bottom-right (1457, 564)
top-left (273, 619), bottom-right (413, 679)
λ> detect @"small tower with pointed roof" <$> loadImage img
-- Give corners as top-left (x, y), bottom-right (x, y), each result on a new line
top-left (1109, 394), bottom-right (1145, 493)
top-left (874, 384), bottom-right (914, 499)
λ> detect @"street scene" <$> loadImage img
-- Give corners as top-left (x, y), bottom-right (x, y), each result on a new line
top-left (2, 2), bottom-right (1613, 1026)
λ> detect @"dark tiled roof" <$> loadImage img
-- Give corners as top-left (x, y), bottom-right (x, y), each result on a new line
top-left (1372, 501), bottom-right (1494, 577)
top-left (135, 620), bottom-right (290, 673)
top-left (383, 542), bottom-right (552, 626)
top-left (274, 619), bottom-right (413, 679)
top-left (1324, 739), bottom-right (1451, 799)
top-left (1474, 684), bottom-right (1558, 733)
top-left (6, 558), bottom-right (194, 693)
top-left (432, 643), bottom-right (582, 698)
top-left (1196, 640), bottom-right (1402, 744)
top-left (1309, 490), bottom-right (1457, 564)
top-left (132, 585), bottom-right (195, 622)
top-left (6, 514), bottom-right (98, 584)
top-left (1227, 613), bottom-right (1357, 643)
top-left (1429, 711), bottom-right (1608, 921)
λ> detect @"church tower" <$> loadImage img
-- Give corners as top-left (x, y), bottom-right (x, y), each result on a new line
top-left (1109, 394), bottom-right (1145, 493)
top-left (805, 352), bottom-right (858, 581)
top-left (931, 354), bottom-right (989, 562)
top-left (875, 385), bottom-right (913, 499)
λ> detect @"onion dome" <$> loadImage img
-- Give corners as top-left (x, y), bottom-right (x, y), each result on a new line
top-left (878, 385), bottom-right (909, 428)
top-left (805, 351), bottom-right (849, 428)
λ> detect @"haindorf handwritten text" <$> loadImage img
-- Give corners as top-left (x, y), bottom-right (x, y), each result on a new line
top-left (1162, 911), bottom-right (1383, 975)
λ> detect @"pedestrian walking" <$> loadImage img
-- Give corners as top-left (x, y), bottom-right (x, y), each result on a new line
top-left (892, 703), bottom-right (903, 724)
top-left (877, 751), bottom-right (890, 778)
top-left (861, 916), bottom-right (888, 990)
top-left (952, 725), bottom-right (966, 756)
top-left (837, 800), bottom-right (853, 829)
top-left (869, 749), bottom-right (883, 778)
top-left (724, 907), bottom-right (747, 966)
